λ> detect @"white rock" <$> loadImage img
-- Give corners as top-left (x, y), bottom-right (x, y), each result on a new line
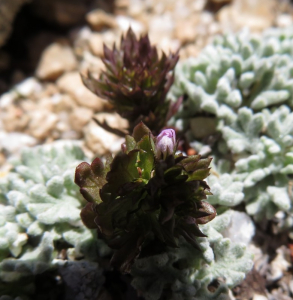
top-left (217, 0), bottom-right (275, 32)
top-left (28, 111), bottom-right (58, 140)
top-left (69, 26), bottom-right (92, 42)
top-left (157, 37), bottom-right (180, 54)
top-left (57, 71), bottom-right (104, 111)
top-left (84, 113), bottom-right (128, 155)
top-left (192, 0), bottom-right (207, 12)
top-left (42, 140), bottom-right (83, 152)
top-left (269, 246), bottom-right (291, 281)
top-left (0, 91), bottom-right (17, 108)
top-left (102, 31), bottom-right (120, 48)
top-left (14, 77), bottom-right (42, 97)
top-left (276, 14), bottom-right (293, 28)
top-left (149, 14), bottom-right (174, 44)
top-left (36, 42), bottom-right (77, 81)
top-left (0, 104), bottom-right (30, 132)
top-left (55, 120), bottom-right (70, 132)
top-left (275, 211), bottom-right (285, 219)
top-left (38, 97), bottom-right (54, 112)
top-left (0, 131), bottom-right (37, 154)
top-left (86, 9), bottom-right (117, 31)
top-left (174, 18), bottom-right (198, 44)
top-left (60, 130), bottom-right (81, 140)
top-left (116, 16), bottom-right (146, 35)
top-left (248, 244), bottom-right (269, 274)
top-left (253, 295), bottom-right (268, 300)
top-left (80, 51), bottom-right (105, 74)
top-left (51, 94), bottom-right (76, 113)
top-left (88, 31), bottom-right (121, 58)
top-left (127, 0), bottom-right (152, 17)
top-left (198, 145), bottom-right (212, 156)
top-left (69, 107), bottom-right (94, 132)
top-left (222, 211), bottom-right (255, 245)
top-left (200, 11), bottom-right (214, 25)
top-left (88, 33), bottom-right (104, 57)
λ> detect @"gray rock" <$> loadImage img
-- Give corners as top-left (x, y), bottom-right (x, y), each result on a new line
top-left (57, 260), bottom-right (105, 300)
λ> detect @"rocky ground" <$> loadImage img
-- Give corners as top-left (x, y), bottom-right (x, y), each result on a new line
top-left (0, 0), bottom-right (293, 299)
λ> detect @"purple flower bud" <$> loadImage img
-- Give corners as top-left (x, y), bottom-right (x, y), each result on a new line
top-left (156, 129), bottom-right (176, 159)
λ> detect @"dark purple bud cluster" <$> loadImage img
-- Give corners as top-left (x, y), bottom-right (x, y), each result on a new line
top-left (81, 28), bottom-right (180, 134)
top-left (75, 123), bottom-right (216, 273)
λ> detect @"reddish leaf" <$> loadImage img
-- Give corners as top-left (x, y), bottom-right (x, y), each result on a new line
top-left (80, 203), bottom-right (98, 229)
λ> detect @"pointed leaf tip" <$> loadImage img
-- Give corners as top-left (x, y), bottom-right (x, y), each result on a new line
top-left (91, 157), bottom-right (104, 176)
top-left (197, 201), bottom-right (217, 224)
top-left (132, 122), bottom-right (152, 142)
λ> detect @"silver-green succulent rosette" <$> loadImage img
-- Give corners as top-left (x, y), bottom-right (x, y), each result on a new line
top-left (0, 142), bottom-right (110, 297)
top-left (169, 27), bottom-right (293, 226)
top-left (131, 210), bottom-right (253, 300)
top-left (169, 27), bottom-right (293, 126)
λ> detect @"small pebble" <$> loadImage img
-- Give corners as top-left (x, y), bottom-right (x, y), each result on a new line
top-left (86, 9), bottom-right (117, 31)
top-left (57, 71), bottom-right (104, 111)
top-left (36, 42), bottom-right (77, 81)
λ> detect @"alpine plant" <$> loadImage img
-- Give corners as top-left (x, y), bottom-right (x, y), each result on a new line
top-left (81, 28), bottom-right (180, 134)
top-left (75, 123), bottom-right (216, 273)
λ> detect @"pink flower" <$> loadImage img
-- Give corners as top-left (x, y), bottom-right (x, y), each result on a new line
top-left (156, 129), bottom-right (176, 159)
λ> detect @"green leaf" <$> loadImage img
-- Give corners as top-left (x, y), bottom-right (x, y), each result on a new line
top-left (80, 186), bottom-right (102, 203)
top-left (80, 203), bottom-right (98, 229)
top-left (195, 157), bottom-right (213, 170)
top-left (178, 155), bottom-right (201, 172)
top-left (125, 135), bottom-right (137, 153)
top-left (179, 155), bottom-right (201, 165)
top-left (136, 135), bottom-right (155, 180)
top-left (163, 167), bottom-right (182, 182)
top-left (75, 161), bottom-right (106, 203)
top-left (187, 168), bottom-right (211, 181)
top-left (105, 152), bottom-right (139, 194)
top-left (132, 122), bottom-right (152, 142)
